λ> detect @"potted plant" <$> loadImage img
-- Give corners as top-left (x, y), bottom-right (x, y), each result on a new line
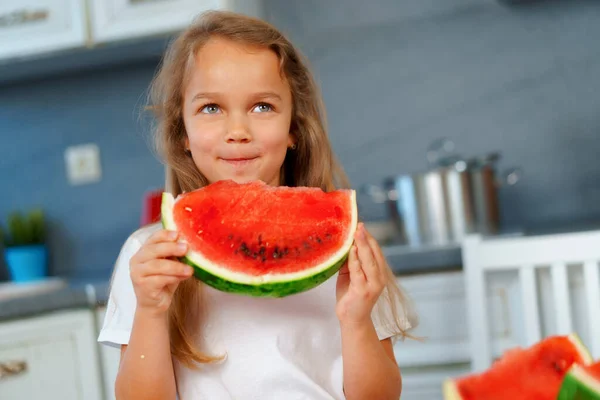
top-left (0, 209), bottom-right (48, 283)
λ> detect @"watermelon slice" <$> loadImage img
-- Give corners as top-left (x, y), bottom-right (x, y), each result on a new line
top-left (557, 361), bottom-right (600, 400)
top-left (161, 180), bottom-right (358, 297)
top-left (443, 334), bottom-right (593, 400)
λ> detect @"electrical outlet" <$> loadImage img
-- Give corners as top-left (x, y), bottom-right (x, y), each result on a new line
top-left (64, 143), bottom-right (102, 185)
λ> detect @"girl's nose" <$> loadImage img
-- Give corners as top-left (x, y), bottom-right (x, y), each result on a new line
top-left (225, 115), bottom-right (252, 143)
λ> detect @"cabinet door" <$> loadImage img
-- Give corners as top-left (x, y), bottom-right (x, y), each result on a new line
top-left (88, 0), bottom-right (221, 43)
top-left (0, 0), bottom-right (87, 60)
top-left (394, 271), bottom-right (520, 368)
top-left (0, 310), bottom-right (103, 400)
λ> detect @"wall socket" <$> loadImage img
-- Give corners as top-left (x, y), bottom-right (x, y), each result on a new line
top-left (64, 143), bottom-right (102, 185)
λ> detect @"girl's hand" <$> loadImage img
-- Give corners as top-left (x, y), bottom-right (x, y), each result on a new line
top-left (335, 223), bottom-right (387, 326)
top-left (129, 229), bottom-right (194, 317)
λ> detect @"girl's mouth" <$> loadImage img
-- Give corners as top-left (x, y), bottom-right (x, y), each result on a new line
top-left (220, 157), bottom-right (259, 167)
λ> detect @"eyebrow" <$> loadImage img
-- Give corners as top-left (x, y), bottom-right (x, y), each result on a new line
top-left (190, 91), bottom-right (282, 103)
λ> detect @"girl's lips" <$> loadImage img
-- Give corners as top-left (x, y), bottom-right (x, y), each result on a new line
top-left (220, 157), bottom-right (258, 167)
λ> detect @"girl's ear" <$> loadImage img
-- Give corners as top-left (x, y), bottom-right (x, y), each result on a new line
top-left (287, 132), bottom-right (297, 149)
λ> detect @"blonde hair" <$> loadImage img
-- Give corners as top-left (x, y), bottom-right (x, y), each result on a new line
top-left (147, 10), bottom-right (418, 369)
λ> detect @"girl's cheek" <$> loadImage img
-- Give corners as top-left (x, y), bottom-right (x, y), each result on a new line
top-left (254, 119), bottom-right (291, 144)
top-left (188, 125), bottom-right (221, 150)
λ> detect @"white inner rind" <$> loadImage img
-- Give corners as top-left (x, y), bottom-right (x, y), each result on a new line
top-left (568, 364), bottom-right (600, 393)
top-left (569, 333), bottom-right (594, 365)
top-left (442, 379), bottom-right (462, 400)
top-left (162, 191), bottom-right (358, 284)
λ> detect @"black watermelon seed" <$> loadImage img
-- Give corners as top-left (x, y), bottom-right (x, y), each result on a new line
top-left (239, 242), bottom-right (253, 257)
top-left (316, 237), bottom-right (322, 244)
top-left (227, 234), bottom-right (233, 240)
top-left (303, 242), bottom-right (311, 250)
top-left (552, 362), bottom-right (563, 373)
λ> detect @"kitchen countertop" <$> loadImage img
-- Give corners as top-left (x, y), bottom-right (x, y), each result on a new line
top-left (0, 241), bottom-right (462, 322)
top-left (384, 242), bottom-right (462, 275)
top-left (0, 278), bottom-right (110, 322)
top-left (4, 222), bottom-right (599, 323)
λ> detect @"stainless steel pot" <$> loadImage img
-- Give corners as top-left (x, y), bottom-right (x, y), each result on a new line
top-left (363, 142), bottom-right (521, 246)
top-left (383, 170), bottom-right (452, 246)
top-left (467, 153), bottom-right (521, 237)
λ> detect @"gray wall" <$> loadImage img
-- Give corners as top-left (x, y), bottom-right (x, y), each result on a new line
top-left (0, 62), bottom-right (165, 280)
top-left (264, 0), bottom-right (600, 230)
top-left (1, 0), bottom-right (599, 280)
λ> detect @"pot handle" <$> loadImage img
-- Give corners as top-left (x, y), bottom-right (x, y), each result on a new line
top-left (500, 167), bottom-right (522, 186)
top-left (426, 137), bottom-right (456, 167)
top-left (360, 184), bottom-right (395, 204)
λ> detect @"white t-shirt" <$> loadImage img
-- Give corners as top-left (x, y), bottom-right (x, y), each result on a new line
top-left (98, 223), bottom-right (412, 400)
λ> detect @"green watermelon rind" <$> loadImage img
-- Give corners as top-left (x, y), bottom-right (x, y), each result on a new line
top-left (181, 250), bottom-right (348, 297)
top-left (557, 364), bottom-right (600, 400)
top-left (441, 333), bottom-right (593, 400)
top-left (161, 189), bottom-right (357, 297)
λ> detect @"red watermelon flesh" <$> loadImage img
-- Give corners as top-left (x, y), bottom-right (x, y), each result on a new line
top-left (162, 180), bottom-right (358, 297)
top-left (444, 334), bottom-right (593, 400)
top-left (172, 180), bottom-right (353, 276)
top-left (588, 362), bottom-right (600, 380)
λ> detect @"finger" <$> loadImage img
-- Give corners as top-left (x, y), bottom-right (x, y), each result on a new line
top-left (148, 274), bottom-right (188, 289)
top-left (354, 224), bottom-right (379, 283)
top-left (136, 241), bottom-right (188, 263)
top-left (338, 261), bottom-right (350, 276)
top-left (137, 259), bottom-right (193, 278)
top-left (145, 229), bottom-right (179, 245)
top-left (363, 227), bottom-right (387, 278)
top-left (348, 245), bottom-right (365, 285)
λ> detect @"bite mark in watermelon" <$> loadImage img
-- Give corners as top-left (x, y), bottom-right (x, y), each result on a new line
top-left (161, 180), bottom-right (358, 297)
top-left (443, 334), bottom-right (593, 400)
top-left (557, 361), bottom-right (600, 400)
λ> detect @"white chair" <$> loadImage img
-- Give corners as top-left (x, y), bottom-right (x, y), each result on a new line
top-left (462, 231), bottom-right (600, 372)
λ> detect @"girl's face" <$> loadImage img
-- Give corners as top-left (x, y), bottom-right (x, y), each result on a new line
top-left (182, 37), bottom-right (295, 187)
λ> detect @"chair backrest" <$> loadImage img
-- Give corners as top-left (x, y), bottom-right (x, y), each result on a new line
top-left (462, 230), bottom-right (600, 372)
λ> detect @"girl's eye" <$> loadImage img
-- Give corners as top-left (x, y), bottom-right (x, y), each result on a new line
top-left (253, 103), bottom-right (273, 113)
top-left (199, 104), bottom-right (221, 114)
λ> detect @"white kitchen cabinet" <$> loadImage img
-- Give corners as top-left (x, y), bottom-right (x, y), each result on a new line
top-left (0, 309), bottom-right (103, 400)
top-left (393, 267), bottom-right (592, 399)
top-left (0, 0), bottom-right (88, 61)
top-left (393, 270), bottom-right (522, 399)
top-left (394, 271), bottom-right (520, 367)
top-left (87, 0), bottom-right (264, 44)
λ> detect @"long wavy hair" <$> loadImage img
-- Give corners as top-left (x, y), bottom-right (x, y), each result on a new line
top-left (147, 10), bottom-right (418, 369)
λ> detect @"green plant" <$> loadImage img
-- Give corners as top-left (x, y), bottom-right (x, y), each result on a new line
top-left (1, 209), bottom-right (46, 247)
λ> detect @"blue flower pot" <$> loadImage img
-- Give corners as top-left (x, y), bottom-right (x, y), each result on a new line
top-left (5, 245), bottom-right (47, 283)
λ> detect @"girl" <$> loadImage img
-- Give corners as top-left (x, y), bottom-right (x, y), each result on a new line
top-left (98, 10), bottom-right (417, 400)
